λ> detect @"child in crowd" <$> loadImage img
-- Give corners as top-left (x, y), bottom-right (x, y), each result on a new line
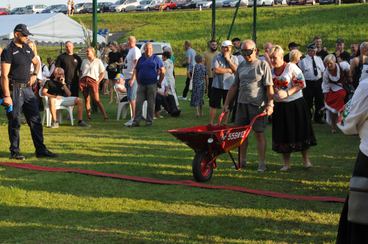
top-left (190, 55), bottom-right (208, 117)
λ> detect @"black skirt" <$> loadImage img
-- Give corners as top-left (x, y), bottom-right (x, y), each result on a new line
top-left (337, 150), bottom-right (368, 244)
top-left (272, 97), bottom-right (317, 153)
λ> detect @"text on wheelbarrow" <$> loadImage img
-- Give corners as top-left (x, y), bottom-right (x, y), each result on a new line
top-left (221, 131), bottom-right (246, 141)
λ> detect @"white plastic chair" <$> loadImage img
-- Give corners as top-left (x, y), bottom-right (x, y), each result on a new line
top-left (114, 86), bottom-right (132, 120)
top-left (39, 88), bottom-right (74, 127)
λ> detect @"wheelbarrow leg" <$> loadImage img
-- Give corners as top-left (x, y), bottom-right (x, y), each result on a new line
top-left (228, 151), bottom-right (240, 170)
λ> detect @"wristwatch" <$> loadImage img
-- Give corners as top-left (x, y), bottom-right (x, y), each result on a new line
top-left (31, 72), bottom-right (38, 76)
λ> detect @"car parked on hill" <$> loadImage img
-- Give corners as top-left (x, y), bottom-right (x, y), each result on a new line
top-left (153, 0), bottom-right (177, 10)
top-left (41, 4), bottom-right (67, 14)
top-left (136, 0), bottom-right (162, 11)
top-left (79, 3), bottom-right (101, 13)
top-left (138, 41), bottom-right (172, 59)
top-left (0, 7), bottom-right (9, 15)
top-left (181, 0), bottom-right (202, 8)
top-left (175, 0), bottom-right (191, 8)
top-left (248, 0), bottom-right (273, 6)
top-left (222, 0), bottom-right (248, 7)
top-left (98, 2), bottom-right (114, 12)
top-left (288, 0), bottom-right (316, 4)
top-left (74, 3), bottom-right (86, 13)
top-left (113, 0), bottom-right (141, 12)
top-left (24, 4), bottom-right (47, 14)
top-left (319, 0), bottom-right (334, 4)
top-left (10, 7), bottom-right (26, 15)
top-left (196, 0), bottom-right (224, 8)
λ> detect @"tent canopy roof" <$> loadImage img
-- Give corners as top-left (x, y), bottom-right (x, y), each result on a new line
top-left (0, 13), bottom-right (105, 44)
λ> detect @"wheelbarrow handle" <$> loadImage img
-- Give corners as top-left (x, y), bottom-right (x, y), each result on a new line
top-left (218, 112), bottom-right (228, 125)
top-left (218, 112), bottom-right (266, 126)
top-left (249, 112), bottom-right (267, 127)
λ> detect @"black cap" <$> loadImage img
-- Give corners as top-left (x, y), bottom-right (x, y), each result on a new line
top-left (307, 43), bottom-right (316, 50)
top-left (14, 24), bottom-right (32, 36)
top-left (336, 38), bottom-right (344, 44)
top-left (288, 42), bottom-right (299, 49)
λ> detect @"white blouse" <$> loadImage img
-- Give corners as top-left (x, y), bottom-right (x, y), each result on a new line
top-left (272, 63), bottom-right (306, 103)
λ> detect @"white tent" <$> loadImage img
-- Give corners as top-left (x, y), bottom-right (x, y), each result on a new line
top-left (0, 13), bottom-right (106, 44)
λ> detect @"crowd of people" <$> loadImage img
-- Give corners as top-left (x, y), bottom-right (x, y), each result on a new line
top-left (1, 22), bottom-right (368, 242)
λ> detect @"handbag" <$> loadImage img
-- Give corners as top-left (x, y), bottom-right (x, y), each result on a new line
top-left (348, 176), bottom-right (368, 225)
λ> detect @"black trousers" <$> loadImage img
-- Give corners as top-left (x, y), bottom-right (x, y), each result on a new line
top-left (182, 72), bottom-right (192, 98)
top-left (9, 85), bottom-right (47, 154)
top-left (337, 151), bottom-right (368, 243)
top-left (207, 77), bottom-right (213, 99)
top-left (303, 79), bottom-right (324, 123)
top-left (69, 81), bottom-right (79, 97)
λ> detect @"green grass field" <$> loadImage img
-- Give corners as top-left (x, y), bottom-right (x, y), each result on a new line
top-left (1, 4), bottom-right (366, 243)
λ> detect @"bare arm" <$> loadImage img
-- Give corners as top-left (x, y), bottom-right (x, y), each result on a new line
top-left (264, 85), bottom-right (274, 116)
top-left (98, 71), bottom-right (105, 83)
top-left (29, 56), bottom-right (40, 86)
top-left (158, 67), bottom-right (166, 84)
top-left (1, 62), bottom-right (12, 106)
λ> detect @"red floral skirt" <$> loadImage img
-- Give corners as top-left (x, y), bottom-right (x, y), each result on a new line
top-left (325, 89), bottom-right (346, 113)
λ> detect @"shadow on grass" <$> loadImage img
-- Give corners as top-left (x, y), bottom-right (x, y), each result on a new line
top-left (0, 203), bottom-right (338, 243)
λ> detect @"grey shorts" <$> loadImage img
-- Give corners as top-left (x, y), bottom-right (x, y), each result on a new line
top-left (234, 103), bottom-right (266, 133)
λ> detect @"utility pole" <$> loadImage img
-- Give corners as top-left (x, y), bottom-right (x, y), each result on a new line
top-left (92, 0), bottom-right (98, 47)
top-left (252, 0), bottom-right (257, 43)
top-left (211, 0), bottom-right (216, 40)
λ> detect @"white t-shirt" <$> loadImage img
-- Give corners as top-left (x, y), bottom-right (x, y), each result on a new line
top-left (80, 58), bottom-right (105, 81)
top-left (123, 46), bottom-right (141, 79)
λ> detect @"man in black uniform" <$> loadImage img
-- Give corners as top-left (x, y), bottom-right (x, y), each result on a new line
top-left (55, 41), bottom-right (82, 97)
top-left (1, 24), bottom-right (57, 160)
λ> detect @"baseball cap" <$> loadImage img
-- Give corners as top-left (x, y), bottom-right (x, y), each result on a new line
top-left (221, 40), bottom-right (233, 47)
top-left (288, 42), bottom-right (299, 49)
top-left (14, 24), bottom-right (32, 36)
top-left (115, 73), bottom-right (124, 80)
top-left (307, 43), bottom-right (316, 50)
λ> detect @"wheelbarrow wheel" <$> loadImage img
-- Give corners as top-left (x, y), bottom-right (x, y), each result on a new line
top-left (192, 152), bottom-right (213, 182)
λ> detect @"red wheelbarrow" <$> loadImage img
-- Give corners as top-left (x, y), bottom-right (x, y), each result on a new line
top-left (168, 112), bottom-right (266, 182)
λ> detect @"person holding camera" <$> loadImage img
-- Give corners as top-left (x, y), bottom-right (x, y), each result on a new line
top-left (1, 24), bottom-right (57, 159)
top-left (209, 40), bottom-right (238, 125)
top-left (42, 67), bottom-right (89, 128)
top-left (130, 42), bottom-right (165, 127)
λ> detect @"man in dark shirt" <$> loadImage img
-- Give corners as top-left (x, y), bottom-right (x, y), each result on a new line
top-left (42, 67), bottom-right (89, 128)
top-left (1, 24), bottom-right (56, 160)
top-left (55, 41), bottom-right (82, 97)
top-left (334, 38), bottom-right (351, 63)
top-left (284, 42), bottom-right (300, 63)
top-left (314, 36), bottom-right (329, 61)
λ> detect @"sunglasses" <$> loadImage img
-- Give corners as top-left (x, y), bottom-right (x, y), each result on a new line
top-left (241, 48), bottom-right (254, 57)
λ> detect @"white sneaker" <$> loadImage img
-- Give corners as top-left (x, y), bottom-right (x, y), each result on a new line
top-left (124, 119), bottom-right (134, 127)
top-left (51, 122), bottom-right (59, 129)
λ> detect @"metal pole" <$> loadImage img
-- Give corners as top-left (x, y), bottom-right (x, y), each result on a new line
top-left (92, 0), bottom-right (98, 47)
top-left (227, 0), bottom-right (242, 39)
top-left (211, 0), bottom-right (216, 40)
top-left (252, 0), bottom-right (257, 43)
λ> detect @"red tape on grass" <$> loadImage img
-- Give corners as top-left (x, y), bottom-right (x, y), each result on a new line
top-left (0, 162), bottom-right (345, 203)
